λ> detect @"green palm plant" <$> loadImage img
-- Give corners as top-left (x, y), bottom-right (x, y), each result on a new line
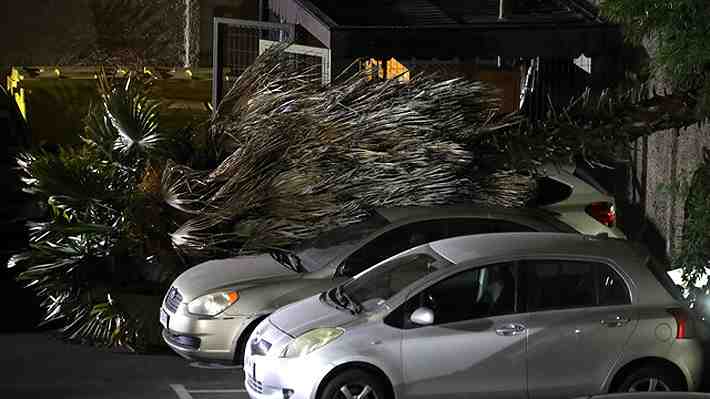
top-left (9, 73), bottom-right (186, 350)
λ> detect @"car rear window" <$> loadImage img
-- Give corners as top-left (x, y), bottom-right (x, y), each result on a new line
top-left (529, 177), bottom-right (573, 207)
top-left (647, 258), bottom-right (686, 303)
top-left (573, 165), bottom-right (610, 195)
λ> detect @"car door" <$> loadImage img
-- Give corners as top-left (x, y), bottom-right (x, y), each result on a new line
top-left (523, 259), bottom-right (637, 399)
top-left (397, 261), bottom-right (527, 399)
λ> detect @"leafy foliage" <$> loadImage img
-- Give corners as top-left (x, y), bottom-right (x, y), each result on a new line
top-left (671, 153), bottom-right (710, 293)
top-left (601, 0), bottom-right (710, 115)
top-left (9, 74), bottom-right (190, 350)
top-left (84, 75), bottom-right (164, 163)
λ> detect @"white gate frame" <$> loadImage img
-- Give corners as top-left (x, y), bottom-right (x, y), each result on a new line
top-left (258, 39), bottom-right (332, 85)
top-left (211, 17), bottom-right (295, 108)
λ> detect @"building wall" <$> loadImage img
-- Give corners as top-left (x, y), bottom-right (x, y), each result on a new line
top-left (622, 37), bottom-right (710, 259)
top-left (198, 0), bottom-right (259, 66)
top-left (629, 109), bottom-right (710, 259)
top-left (0, 0), bottom-right (95, 66)
top-left (0, 0), bottom-right (199, 67)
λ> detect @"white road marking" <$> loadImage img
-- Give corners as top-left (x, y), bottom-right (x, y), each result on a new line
top-left (170, 384), bottom-right (193, 399)
top-left (188, 389), bottom-right (247, 393)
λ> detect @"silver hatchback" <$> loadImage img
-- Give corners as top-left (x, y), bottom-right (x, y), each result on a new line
top-left (244, 233), bottom-right (703, 399)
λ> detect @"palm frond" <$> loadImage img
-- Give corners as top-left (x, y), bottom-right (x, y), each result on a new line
top-left (164, 45), bottom-right (532, 255)
top-left (82, 73), bottom-right (164, 163)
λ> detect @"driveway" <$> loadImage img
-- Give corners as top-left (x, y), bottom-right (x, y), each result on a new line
top-left (0, 333), bottom-right (248, 399)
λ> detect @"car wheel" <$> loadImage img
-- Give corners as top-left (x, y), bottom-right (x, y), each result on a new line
top-left (234, 316), bottom-right (267, 365)
top-left (616, 366), bottom-right (685, 392)
top-left (320, 369), bottom-right (386, 399)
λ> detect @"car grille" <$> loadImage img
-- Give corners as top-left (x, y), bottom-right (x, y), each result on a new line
top-left (164, 287), bottom-right (182, 312)
top-left (247, 376), bottom-right (263, 393)
top-left (163, 330), bottom-right (201, 349)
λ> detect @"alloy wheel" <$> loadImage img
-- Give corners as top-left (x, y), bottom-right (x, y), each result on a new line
top-left (628, 377), bottom-right (671, 392)
top-left (338, 384), bottom-right (379, 399)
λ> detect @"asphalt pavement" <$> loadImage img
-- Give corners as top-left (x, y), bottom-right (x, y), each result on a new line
top-left (0, 333), bottom-right (249, 399)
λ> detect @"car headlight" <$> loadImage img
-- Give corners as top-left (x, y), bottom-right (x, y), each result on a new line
top-left (187, 291), bottom-right (239, 316)
top-left (280, 327), bottom-right (344, 358)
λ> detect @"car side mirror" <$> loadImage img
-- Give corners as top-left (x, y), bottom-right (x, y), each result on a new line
top-left (410, 307), bottom-right (434, 326)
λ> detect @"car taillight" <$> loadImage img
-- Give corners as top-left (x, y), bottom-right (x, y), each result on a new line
top-left (668, 308), bottom-right (693, 339)
top-left (586, 202), bottom-right (616, 227)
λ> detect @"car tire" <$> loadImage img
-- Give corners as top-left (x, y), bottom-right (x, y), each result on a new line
top-left (234, 316), bottom-right (267, 365)
top-left (320, 369), bottom-right (387, 399)
top-left (615, 365), bottom-right (685, 392)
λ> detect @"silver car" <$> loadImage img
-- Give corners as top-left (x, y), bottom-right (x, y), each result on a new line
top-left (160, 165), bottom-right (625, 363)
top-left (244, 233), bottom-right (703, 399)
top-left (160, 206), bottom-right (574, 363)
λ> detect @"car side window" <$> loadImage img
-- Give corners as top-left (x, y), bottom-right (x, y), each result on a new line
top-left (338, 218), bottom-right (534, 278)
top-left (523, 260), bottom-right (630, 311)
top-left (598, 264), bottom-right (631, 306)
top-left (385, 262), bottom-right (517, 329)
top-left (338, 219), bottom-right (481, 277)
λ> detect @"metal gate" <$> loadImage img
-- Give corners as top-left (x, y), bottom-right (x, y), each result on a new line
top-left (211, 17), bottom-right (294, 108)
top-left (258, 40), bottom-right (331, 85)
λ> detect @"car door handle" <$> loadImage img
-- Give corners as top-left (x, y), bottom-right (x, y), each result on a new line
top-left (495, 323), bottom-right (526, 336)
top-left (601, 316), bottom-right (631, 327)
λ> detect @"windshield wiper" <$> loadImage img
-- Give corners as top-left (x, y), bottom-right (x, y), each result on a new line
top-left (270, 251), bottom-right (306, 273)
top-left (335, 285), bottom-right (362, 315)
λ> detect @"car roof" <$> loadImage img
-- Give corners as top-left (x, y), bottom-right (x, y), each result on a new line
top-left (428, 232), bottom-right (646, 266)
top-left (374, 205), bottom-right (561, 224)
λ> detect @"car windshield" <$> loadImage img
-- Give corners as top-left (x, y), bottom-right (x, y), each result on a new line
top-left (340, 252), bottom-right (449, 312)
top-left (295, 213), bottom-right (390, 272)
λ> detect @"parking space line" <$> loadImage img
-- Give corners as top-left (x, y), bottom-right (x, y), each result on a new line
top-left (189, 389), bottom-right (247, 393)
top-left (170, 384), bottom-right (193, 399)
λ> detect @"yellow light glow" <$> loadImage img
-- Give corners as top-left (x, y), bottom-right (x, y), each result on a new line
top-left (365, 58), bottom-right (410, 82)
top-left (6, 68), bottom-right (27, 120)
top-left (54, 68), bottom-right (61, 77)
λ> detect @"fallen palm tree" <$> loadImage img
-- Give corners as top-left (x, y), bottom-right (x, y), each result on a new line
top-left (162, 47), bottom-right (536, 256)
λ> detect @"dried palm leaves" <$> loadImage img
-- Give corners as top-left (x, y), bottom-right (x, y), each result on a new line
top-left (163, 46), bottom-right (537, 256)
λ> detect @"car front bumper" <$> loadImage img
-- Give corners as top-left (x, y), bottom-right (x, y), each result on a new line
top-left (244, 353), bottom-right (333, 399)
top-left (160, 303), bottom-right (249, 363)
top-left (244, 319), bottom-right (334, 399)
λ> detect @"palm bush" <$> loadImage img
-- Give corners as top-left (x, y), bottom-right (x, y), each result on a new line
top-left (8, 74), bottom-right (198, 350)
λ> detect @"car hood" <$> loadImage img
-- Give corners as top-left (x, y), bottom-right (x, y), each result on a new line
top-left (269, 294), bottom-right (356, 337)
top-left (172, 254), bottom-right (297, 301)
